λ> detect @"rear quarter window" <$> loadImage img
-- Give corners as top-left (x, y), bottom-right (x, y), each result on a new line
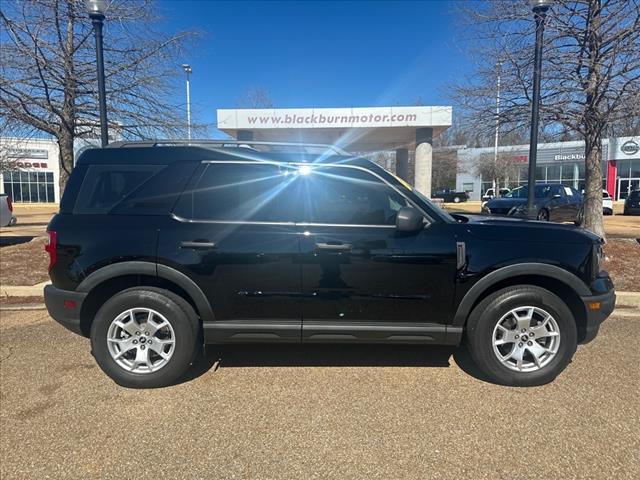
top-left (112, 161), bottom-right (199, 215)
top-left (73, 165), bottom-right (161, 214)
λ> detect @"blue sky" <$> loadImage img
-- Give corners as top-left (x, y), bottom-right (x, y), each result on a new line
top-left (158, 0), bottom-right (472, 132)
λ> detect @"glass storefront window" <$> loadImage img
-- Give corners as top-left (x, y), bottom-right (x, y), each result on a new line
top-left (617, 160), bottom-right (631, 178)
top-left (562, 162), bottom-right (579, 187)
top-left (1, 170), bottom-right (55, 203)
top-left (21, 181), bottom-right (30, 201)
top-left (519, 165), bottom-right (529, 181)
top-left (547, 165), bottom-right (561, 182)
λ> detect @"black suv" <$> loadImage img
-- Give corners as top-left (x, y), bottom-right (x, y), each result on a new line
top-left (45, 141), bottom-right (615, 388)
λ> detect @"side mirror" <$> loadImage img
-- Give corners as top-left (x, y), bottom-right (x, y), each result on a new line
top-left (396, 206), bottom-right (423, 232)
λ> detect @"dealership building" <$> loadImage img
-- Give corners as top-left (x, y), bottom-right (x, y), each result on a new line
top-left (0, 137), bottom-right (61, 204)
top-left (456, 136), bottom-right (640, 201)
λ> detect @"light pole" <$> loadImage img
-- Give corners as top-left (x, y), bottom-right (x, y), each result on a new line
top-left (182, 64), bottom-right (192, 140)
top-left (86, 0), bottom-right (109, 147)
top-left (526, 0), bottom-right (553, 219)
top-left (493, 60), bottom-right (503, 193)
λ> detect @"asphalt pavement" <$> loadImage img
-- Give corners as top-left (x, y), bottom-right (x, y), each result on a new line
top-left (1, 310), bottom-right (639, 479)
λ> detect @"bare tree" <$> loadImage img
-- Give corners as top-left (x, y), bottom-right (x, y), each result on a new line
top-left (430, 147), bottom-right (459, 191)
top-left (474, 152), bottom-right (522, 191)
top-left (450, 0), bottom-right (640, 237)
top-left (237, 86), bottom-right (274, 109)
top-left (1, 0), bottom-right (200, 193)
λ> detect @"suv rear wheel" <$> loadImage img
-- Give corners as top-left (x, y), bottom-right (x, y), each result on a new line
top-left (465, 285), bottom-right (577, 386)
top-left (90, 287), bottom-right (200, 388)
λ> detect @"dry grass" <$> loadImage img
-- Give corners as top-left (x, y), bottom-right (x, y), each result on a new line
top-left (603, 238), bottom-right (639, 292)
top-left (0, 237), bottom-right (49, 286)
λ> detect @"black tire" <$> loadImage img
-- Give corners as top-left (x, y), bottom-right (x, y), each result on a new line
top-left (537, 208), bottom-right (549, 221)
top-left (453, 196), bottom-right (461, 203)
top-left (90, 287), bottom-right (200, 388)
top-left (574, 208), bottom-right (584, 226)
top-left (465, 285), bottom-right (577, 387)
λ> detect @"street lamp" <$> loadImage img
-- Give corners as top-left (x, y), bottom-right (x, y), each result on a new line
top-left (493, 60), bottom-right (503, 194)
top-left (182, 64), bottom-right (192, 140)
top-left (86, 0), bottom-right (109, 147)
top-left (526, 0), bottom-right (553, 219)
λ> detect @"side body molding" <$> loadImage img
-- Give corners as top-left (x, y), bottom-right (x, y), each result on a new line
top-left (76, 261), bottom-right (215, 322)
top-left (453, 263), bottom-right (591, 328)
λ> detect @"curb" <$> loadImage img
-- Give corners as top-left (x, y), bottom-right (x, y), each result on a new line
top-left (1, 281), bottom-right (50, 297)
top-left (0, 304), bottom-right (46, 311)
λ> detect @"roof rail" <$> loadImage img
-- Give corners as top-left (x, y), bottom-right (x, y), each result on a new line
top-left (105, 139), bottom-right (349, 156)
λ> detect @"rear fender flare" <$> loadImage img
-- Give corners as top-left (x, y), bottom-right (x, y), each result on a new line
top-left (76, 261), bottom-right (214, 322)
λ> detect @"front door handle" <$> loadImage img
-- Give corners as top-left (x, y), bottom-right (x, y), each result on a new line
top-left (180, 240), bottom-right (216, 249)
top-left (315, 242), bottom-right (352, 251)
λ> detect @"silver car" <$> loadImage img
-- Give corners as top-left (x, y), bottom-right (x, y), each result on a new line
top-left (0, 194), bottom-right (17, 227)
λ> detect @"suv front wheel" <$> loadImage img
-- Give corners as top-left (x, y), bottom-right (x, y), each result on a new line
top-left (465, 285), bottom-right (577, 386)
top-left (90, 287), bottom-right (200, 388)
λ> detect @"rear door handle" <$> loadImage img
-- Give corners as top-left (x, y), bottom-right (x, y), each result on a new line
top-left (315, 242), bottom-right (352, 251)
top-left (180, 240), bottom-right (216, 249)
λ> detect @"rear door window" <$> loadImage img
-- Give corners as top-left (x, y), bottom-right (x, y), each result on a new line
top-left (174, 163), bottom-right (299, 222)
top-left (74, 165), bottom-right (161, 214)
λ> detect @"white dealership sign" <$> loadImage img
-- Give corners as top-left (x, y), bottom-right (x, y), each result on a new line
top-left (217, 106), bottom-right (452, 130)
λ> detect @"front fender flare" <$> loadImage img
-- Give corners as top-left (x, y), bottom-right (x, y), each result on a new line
top-left (453, 263), bottom-right (590, 328)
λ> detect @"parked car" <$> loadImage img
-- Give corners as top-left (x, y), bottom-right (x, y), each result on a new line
top-left (623, 190), bottom-right (640, 215)
top-left (45, 141), bottom-right (614, 388)
top-left (482, 187), bottom-right (511, 202)
top-left (482, 184), bottom-right (584, 224)
top-left (602, 190), bottom-right (614, 215)
top-left (0, 194), bottom-right (17, 227)
top-left (431, 189), bottom-right (469, 203)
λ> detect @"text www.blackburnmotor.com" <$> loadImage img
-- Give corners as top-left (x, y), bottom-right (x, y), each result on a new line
top-left (247, 112), bottom-right (418, 126)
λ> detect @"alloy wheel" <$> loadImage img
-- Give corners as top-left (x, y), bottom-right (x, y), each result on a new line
top-left (106, 308), bottom-right (176, 374)
top-left (492, 306), bottom-right (561, 372)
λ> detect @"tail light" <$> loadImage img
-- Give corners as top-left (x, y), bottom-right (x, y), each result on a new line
top-left (45, 230), bottom-right (57, 272)
top-left (6, 196), bottom-right (12, 212)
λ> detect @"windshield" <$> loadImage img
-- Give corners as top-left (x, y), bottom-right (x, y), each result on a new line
top-left (505, 185), bottom-right (554, 199)
top-left (411, 187), bottom-right (456, 221)
top-left (379, 164), bottom-right (455, 222)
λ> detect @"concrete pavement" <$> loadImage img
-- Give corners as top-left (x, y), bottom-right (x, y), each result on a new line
top-left (1, 309), bottom-right (638, 479)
